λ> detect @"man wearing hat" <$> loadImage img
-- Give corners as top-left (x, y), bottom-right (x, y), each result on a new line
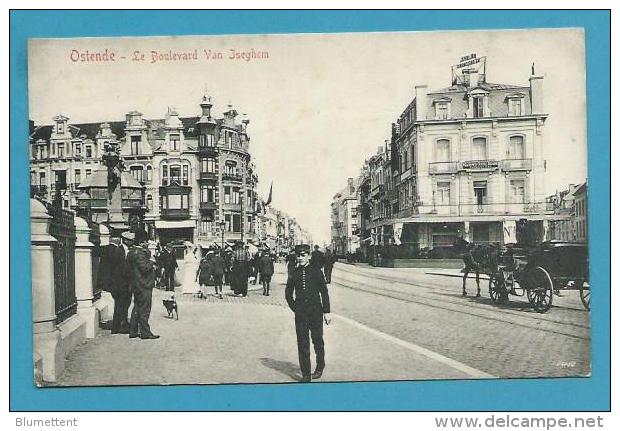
top-left (162, 244), bottom-right (178, 292)
top-left (231, 241), bottom-right (250, 296)
top-left (98, 235), bottom-right (131, 334)
top-left (125, 231), bottom-right (160, 340)
top-left (285, 249), bottom-right (331, 382)
top-left (258, 249), bottom-right (275, 296)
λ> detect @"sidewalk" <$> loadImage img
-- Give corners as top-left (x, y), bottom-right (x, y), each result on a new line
top-left (55, 270), bottom-right (473, 386)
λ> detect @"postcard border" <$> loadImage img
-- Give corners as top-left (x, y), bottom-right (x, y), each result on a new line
top-left (9, 9), bottom-right (611, 411)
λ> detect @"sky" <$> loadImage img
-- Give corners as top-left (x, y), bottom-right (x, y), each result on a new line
top-left (28, 29), bottom-right (587, 244)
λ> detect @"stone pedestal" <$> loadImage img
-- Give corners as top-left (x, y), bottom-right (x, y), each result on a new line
top-left (74, 217), bottom-right (98, 339)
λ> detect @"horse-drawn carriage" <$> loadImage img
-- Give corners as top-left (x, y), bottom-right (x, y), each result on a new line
top-left (462, 241), bottom-right (590, 313)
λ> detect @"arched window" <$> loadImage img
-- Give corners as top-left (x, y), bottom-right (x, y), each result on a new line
top-left (435, 139), bottom-right (450, 162)
top-left (146, 165), bottom-right (153, 182)
top-left (472, 137), bottom-right (487, 160)
top-left (224, 160), bottom-right (237, 175)
top-left (508, 135), bottom-right (525, 159)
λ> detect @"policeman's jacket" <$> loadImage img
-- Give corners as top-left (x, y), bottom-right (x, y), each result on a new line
top-left (285, 264), bottom-right (330, 314)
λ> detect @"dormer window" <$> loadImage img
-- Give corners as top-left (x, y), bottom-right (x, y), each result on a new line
top-left (57, 123), bottom-right (64, 133)
top-left (468, 89), bottom-right (489, 118)
top-left (433, 98), bottom-right (452, 120)
top-left (506, 93), bottom-right (525, 117)
top-left (130, 135), bottom-right (141, 155)
top-left (472, 96), bottom-right (484, 118)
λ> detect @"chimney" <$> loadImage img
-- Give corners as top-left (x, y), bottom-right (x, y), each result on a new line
top-left (467, 69), bottom-right (480, 87)
top-left (414, 85), bottom-right (428, 121)
top-left (200, 95), bottom-right (213, 118)
top-left (377, 146), bottom-right (383, 155)
top-left (529, 73), bottom-right (544, 114)
top-left (347, 177), bottom-right (354, 193)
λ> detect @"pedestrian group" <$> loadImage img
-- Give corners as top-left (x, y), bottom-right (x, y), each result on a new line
top-left (98, 234), bottom-right (337, 382)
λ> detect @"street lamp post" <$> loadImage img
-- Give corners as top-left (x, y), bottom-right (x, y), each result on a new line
top-left (219, 220), bottom-right (226, 250)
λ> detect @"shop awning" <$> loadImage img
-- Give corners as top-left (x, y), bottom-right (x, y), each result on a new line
top-left (155, 220), bottom-right (197, 229)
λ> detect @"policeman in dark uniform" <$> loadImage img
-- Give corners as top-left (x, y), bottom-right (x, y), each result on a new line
top-left (285, 249), bottom-right (330, 382)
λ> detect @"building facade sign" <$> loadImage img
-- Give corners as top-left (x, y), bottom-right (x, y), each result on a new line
top-left (461, 160), bottom-right (499, 170)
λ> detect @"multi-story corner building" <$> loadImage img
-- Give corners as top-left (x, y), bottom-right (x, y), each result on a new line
top-left (547, 182), bottom-right (588, 243)
top-left (375, 56), bottom-right (554, 249)
top-left (29, 95), bottom-right (260, 247)
top-left (330, 177), bottom-right (360, 256)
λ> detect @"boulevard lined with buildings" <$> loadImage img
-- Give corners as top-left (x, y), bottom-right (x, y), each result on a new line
top-left (331, 57), bottom-right (588, 260)
top-left (29, 95), bottom-right (311, 251)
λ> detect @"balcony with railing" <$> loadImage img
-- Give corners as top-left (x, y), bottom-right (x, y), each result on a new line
top-left (428, 161), bottom-right (459, 174)
top-left (161, 208), bottom-right (191, 220)
top-left (199, 171), bottom-right (217, 181)
top-left (222, 173), bottom-right (243, 183)
top-left (424, 202), bottom-right (556, 216)
top-left (200, 201), bottom-right (217, 210)
top-left (198, 145), bottom-right (217, 157)
top-left (501, 158), bottom-right (533, 171)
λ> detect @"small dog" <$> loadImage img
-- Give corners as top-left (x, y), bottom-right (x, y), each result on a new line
top-left (162, 294), bottom-right (178, 320)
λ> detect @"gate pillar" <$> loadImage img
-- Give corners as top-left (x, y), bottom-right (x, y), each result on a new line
top-left (74, 216), bottom-right (98, 338)
top-left (31, 199), bottom-right (63, 383)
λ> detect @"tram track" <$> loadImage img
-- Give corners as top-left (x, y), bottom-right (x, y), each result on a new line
top-left (334, 265), bottom-right (590, 329)
top-left (332, 269), bottom-right (590, 341)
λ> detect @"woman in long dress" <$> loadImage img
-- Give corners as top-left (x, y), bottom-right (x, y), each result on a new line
top-left (181, 243), bottom-right (201, 295)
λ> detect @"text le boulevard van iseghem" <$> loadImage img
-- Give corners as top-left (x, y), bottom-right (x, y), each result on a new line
top-left (69, 48), bottom-right (270, 64)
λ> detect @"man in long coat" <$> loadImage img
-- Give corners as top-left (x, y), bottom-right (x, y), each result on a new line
top-left (323, 248), bottom-right (336, 284)
top-left (162, 244), bottom-right (178, 292)
top-left (98, 235), bottom-right (131, 334)
top-left (258, 250), bottom-right (275, 296)
top-left (285, 249), bottom-right (331, 382)
top-left (231, 242), bottom-right (250, 296)
top-left (210, 250), bottom-right (226, 299)
top-left (126, 232), bottom-right (160, 340)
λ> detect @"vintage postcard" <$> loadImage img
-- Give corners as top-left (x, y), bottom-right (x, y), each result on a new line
top-left (27, 29), bottom-right (590, 387)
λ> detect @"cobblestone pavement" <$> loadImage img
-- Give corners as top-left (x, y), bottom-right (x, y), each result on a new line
top-left (55, 265), bottom-right (473, 386)
top-left (331, 263), bottom-right (591, 379)
top-left (55, 262), bottom-right (590, 386)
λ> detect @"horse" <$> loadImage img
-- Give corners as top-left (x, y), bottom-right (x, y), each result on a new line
top-left (453, 238), bottom-right (501, 298)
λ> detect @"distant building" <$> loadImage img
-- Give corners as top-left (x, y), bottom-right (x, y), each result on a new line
top-left (547, 182), bottom-right (588, 243)
top-left (331, 177), bottom-right (360, 256)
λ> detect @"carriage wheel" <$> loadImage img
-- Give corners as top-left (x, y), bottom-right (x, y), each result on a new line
top-left (526, 266), bottom-right (554, 313)
top-left (489, 276), bottom-right (508, 304)
top-left (578, 281), bottom-right (590, 311)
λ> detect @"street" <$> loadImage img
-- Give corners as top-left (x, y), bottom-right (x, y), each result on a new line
top-left (55, 262), bottom-right (590, 386)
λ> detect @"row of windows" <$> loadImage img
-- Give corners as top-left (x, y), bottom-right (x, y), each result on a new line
top-left (433, 95), bottom-right (523, 121)
top-left (575, 198), bottom-right (587, 217)
top-left (433, 179), bottom-right (526, 205)
top-left (434, 135), bottom-right (525, 163)
top-left (33, 142), bottom-right (96, 159)
top-left (575, 220), bottom-right (587, 239)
